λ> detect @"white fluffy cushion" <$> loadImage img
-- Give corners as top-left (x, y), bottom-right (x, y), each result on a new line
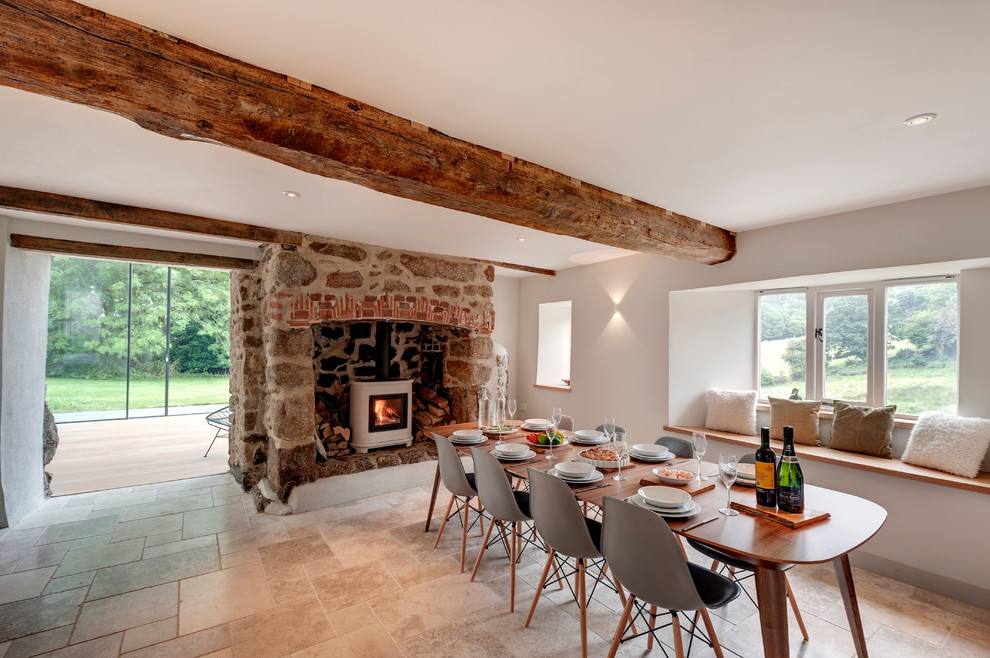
top-left (705, 389), bottom-right (758, 436)
top-left (902, 412), bottom-right (990, 478)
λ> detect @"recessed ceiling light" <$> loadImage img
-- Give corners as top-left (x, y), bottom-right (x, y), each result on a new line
top-left (903, 113), bottom-right (936, 127)
top-left (516, 237), bottom-right (526, 242)
top-left (282, 190), bottom-right (301, 198)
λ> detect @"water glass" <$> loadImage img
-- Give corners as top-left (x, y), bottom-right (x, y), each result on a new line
top-left (719, 453), bottom-right (740, 516)
top-left (603, 417), bottom-right (615, 449)
top-left (507, 399), bottom-right (517, 422)
top-left (613, 431), bottom-right (628, 481)
top-left (692, 431), bottom-right (708, 481)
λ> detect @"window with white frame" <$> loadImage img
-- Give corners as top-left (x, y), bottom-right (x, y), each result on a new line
top-left (757, 278), bottom-right (958, 416)
top-left (536, 300), bottom-right (572, 389)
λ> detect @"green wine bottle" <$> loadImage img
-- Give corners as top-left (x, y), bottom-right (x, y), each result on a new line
top-left (777, 426), bottom-right (804, 513)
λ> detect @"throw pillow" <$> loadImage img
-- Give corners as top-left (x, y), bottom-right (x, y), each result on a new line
top-left (902, 412), bottom-right (990, 478)
top-left (769, 397), bottom-right (822, 445)
top-left (829, 400), bottom-right (896, 458)
top-left (705, 389), bottom-right (758, 436)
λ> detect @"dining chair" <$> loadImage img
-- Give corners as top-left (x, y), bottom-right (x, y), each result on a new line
top-left (558, 414), bottom-right (575, 431)
top-left (594, 423), bottom-right (626, 433)
top-left (525, 468), bottom-right (631, 657)
top-left (687, 453), bottom-right (809, 642)
top-left (469, 447), bottom-right (537, 612)
top-left (431, 433), bottom-right (485, 572)
top-left (655, 435), bottom-right (694, 459)
top-left (601, 495), bottom-right (739, 658)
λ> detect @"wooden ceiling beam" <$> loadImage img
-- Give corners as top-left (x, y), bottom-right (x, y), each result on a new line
top-left (0, 0), bottom-right (736, 264)
top-left (0, 185), bottom-right (304, 245)
top-left (10, 233), bottom-right (258, 269)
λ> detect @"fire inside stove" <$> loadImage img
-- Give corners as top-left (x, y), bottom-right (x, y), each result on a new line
top-left (369, 393), bottom-right (408, 432)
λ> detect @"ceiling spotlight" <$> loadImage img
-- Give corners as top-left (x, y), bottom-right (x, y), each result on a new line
top-left (516, 237), bottom-right (527, 242)
top-left (282, 190), bottom-right (301, 198)
top-left (903, 113), bottom-right (936, 127)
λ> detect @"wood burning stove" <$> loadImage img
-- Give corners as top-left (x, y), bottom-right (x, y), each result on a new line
top-left (368, 393), bottom-right (407, 433)
top-left (348, 322), bottom-right (413, 453)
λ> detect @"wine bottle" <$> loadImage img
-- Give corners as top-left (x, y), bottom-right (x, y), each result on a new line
top-left (777, 426), bottom-right (805, 513)
top-left (755, 427), bottom-right (777, 508)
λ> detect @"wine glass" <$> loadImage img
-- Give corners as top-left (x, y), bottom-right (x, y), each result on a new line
top-left (719, 454), bottom-right (740, 516)
top-left (692, 431), bottom-right (708, 481)
top-left (603, 417), bottom-right (615, 449)
top-left (546, 407), bottom-right (563, 461)
top-left (612, 431), bottom-right (628, 481)
top-left (494, 398), bottom-right (507, 446)
top-left (507, 399), bottom-right (517, 424)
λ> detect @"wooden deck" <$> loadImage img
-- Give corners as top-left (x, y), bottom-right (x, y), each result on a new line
top-left (48, 413), bottom-right (231, 495)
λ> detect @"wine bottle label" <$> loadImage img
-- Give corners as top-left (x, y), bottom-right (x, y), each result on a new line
top-left (755, 462), bottom-right (775, 490)
top-left (778, 488), bottom-right (803, 511)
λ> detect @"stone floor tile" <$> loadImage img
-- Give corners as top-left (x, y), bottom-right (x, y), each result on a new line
top-left (339, 623), bottom-right (402, 658)
top-left (954, 617), bottom-right (990, 647)
top-left (287, 636), bottom-right (353, 657)
top-left (183, 474), bottom-right (236, 490)
top-left (11, 543), bottom-right (70, 574)
top-left (200, 649), bottom-right (232, 658)
top-left (54, 538), bottom-right (144, 578)
top-left (0, 588), bottom-right (87, 643)
top-left (92, 489), bottom-right (157, 511)
top-left (142, 534), bottom-right (217, 560)
top-left (325, 532), bottom-right (408, 568)
top-left (15, 508), bottom-right (91, 531)
top-left (865, 625), bottom-right (943, 657)
top-left (396, 605), bottom-right (516, 658)
top-left (942, 630), bottom-right (990, 658)
top-left (0, 539), bottom-right (36, 577)
top-left (88, 545), bottom-right (219, 600)
top-left (61, 493), bottom-right (101, 508)
top-left (42, 571), bottom-right (95, 596)
top-left (310, 562), bottom-right (401, 615)
top-left (219, 548), bottom-right (260, 570)
top-left (178, 562), bottom-right (274, 635)
top-left (120, 617), bottom-right (177, 654)
top-left (217, 523), bottom-right (289, 556)
top-left (182, 503), bottom-right (248, 539)
top-left (67, 534), bottom-right (112, 550)
top-left (120, 624), bottom-right (229, 658)
top-left (824, 580), bottom-right (959, 646)
top-left (0, 568), bottom-right (58, 606)
top-left (36, 633), bottom-right (122, 657)
top-left (117, 492), bottom-right (214, 523)
top-left (143, 530), bottom-right (184, 549)
top-left (228, 596), bottom-right (335, 658)
top-left (327, 602), bottom-right (379, 636)
top-left (84, 508), bottom-right (121, 520)
top-left (35, 516), bottom-right (117, 546)
top-left (909, 588), bottom-right (990, 627)
top-left (2, 625), bottom-right (72, 658)
top-left (111, 513), bottom-right (183, 543)
top-left (0, 528), bottom-right (47, 544)
top-left (70, 582), bottom-right (178, 644)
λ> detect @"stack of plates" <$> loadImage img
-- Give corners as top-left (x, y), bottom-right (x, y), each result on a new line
top-left (449, 429), bottom-right (486, 445)
top-left (736, 463), bottom-right (757, 487)
top-left (492, 444), bottom-right (536, 461)
top-left (571, 430), bottom-right (608, 445)
top-left (521, 418), bottom-right (548, 431)
top-left (631, 487), bottom-right (700, 518)
top-left (482, 425), bottom-right (517, 436)
top-left (629, 444), bottom-right (674, 462)
top-left (549, 461), bottom-right (604, 484)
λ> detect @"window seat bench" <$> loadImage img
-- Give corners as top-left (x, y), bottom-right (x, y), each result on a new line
top-left (663, 425), bottom-right (990, 496)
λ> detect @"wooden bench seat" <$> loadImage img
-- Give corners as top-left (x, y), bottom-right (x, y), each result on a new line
top-left (663, 425), bottom-right (990, 496)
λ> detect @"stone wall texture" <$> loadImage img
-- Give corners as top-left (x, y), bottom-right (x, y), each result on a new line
top-left (228, 235), bottom-right (495, 503)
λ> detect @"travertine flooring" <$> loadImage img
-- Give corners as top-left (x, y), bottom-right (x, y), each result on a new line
top-left (1, 472), bottom-right (988, 657)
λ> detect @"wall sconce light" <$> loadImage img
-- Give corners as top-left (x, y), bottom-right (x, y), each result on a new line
top-left (613, 302), bottom-right (620, 314)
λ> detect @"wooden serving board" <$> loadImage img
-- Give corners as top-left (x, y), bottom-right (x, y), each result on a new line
top-left (639, 478), bottom-right (715, 496)
top-left (730, 501), bottom-right (831, 529)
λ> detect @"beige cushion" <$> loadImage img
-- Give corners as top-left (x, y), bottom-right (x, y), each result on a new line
top-left (705, 389), bottom-right (758, 436)
top-left (769, 397), bottom-right (822, 445)
top-left (903, 412), bottom-right (990, 478)
top-left (829, 400), bottom-right (896, 458)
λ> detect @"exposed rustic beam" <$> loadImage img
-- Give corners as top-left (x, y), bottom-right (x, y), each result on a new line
top-left (472, 258), bottom-right (555, 277)
top-left (10, 233), bottom-right (258, 270)
top-left (0, 0), bottom-right (736, 264)
top-left (0, 185), bottom-right (303, 246)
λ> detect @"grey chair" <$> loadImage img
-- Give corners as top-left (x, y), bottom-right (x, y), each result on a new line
top-left (525, 468), bottom-right (631, 657)
top-left (655, 435), bottom-right (694, 459)
top-left (687, 453), bottom-right (809, 642)
top-left (469, 447), bottom-right (535, 612)
top-left (431, 433), bottom-right (484, 572)
top-left (594, 423), bottom-right (626, 434)
top-left (557, 414), bottom-right (575, 431)
top-left (602, 496), bottom-right (739, 658)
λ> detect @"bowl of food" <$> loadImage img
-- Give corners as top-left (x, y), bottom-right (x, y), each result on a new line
top-left (651, 467), bottom-right (697, 486)
top-left (555, 460), bottom-right (596, 477)
top-left (637, 486), bottom-right (692, 508)
top-left (578, 447), bottom-right (630, 469)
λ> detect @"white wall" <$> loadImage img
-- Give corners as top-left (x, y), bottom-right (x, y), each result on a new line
top-left (0, 218), bottom-right (53, 526)
top-left (517, 184), bottom-right (990, 605)
top-left (491, 275), bottom-right (520, 402)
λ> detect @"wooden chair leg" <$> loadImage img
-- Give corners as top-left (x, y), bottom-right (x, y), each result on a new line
top-left (785, 573), bottom-right (810, 641)
top-left (671, 612), bottom-right (685, 658)
top-left (470, 517), bottom-right (497, 580)
top-left (433, 496), bottom-right (455, 549)
top-left (475, 497), bottom-right (485, 536)
top-left (578, 558), bottom-right (588, 658)
top-left (607, 569), bottom-right (637, 635)
top-left (461, 495), bottom-right (471, 572)
top-left (510, 523), bottom-right (518, 612)
top-left (607, 594), bottom-right (636, 658)
top-left (647, 605), bottom-right (657, 649)
top-left (700, 608), bottom-right (725, 658)
top-left (525, 549), bottom-right (556, 627)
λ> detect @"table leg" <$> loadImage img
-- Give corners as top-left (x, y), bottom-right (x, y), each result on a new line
top-left (754, 566), bottom-right (789, 658)
top-left (834, 554), bottom-right (869, 657)
top-left (424, 464), bottom-right (441, 532)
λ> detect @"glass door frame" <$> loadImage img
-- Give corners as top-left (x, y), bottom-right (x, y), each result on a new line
top-left (811, 287), bottom-right (879, 406)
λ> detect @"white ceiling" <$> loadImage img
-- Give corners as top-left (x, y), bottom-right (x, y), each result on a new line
top-left (3, 1), bottom-right (990, 274)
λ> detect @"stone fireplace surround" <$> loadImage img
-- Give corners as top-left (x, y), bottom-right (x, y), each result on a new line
top-left (227, 236), bottom-right (495, 511)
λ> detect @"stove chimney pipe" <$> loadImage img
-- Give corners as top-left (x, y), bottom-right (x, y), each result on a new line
top-left (375, 322), bottom-right (391, 381)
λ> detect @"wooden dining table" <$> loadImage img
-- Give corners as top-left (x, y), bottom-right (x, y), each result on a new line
top-left (425, 421), bottom-right (887, 658)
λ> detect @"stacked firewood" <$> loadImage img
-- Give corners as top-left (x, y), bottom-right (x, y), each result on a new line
top-left (413, 385), bottom-right (454, 441)
top-left (314, 392), bottom-right (350, 458)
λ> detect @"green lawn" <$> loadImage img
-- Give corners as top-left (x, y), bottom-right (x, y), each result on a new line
top-left (46, 375), bottom-right (229, 413)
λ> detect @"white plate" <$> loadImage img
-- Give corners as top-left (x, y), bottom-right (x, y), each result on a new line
top-left (494, 449), bottom-right (536, 461)
top-left (555, 461), bottom-right (596, 477)
top-left (631, 444), bottom-right (672, 457)
top-left (640, 497), bottom-right (695, 513)
top-left (638, 486), bottom-right (692, 507)
top-left (629, 495), bottom-right (701, 519)
top-left (493, 443), bottom-right (529, 456)
top-left (630, 450), bottom-right (674, 462)
top-left (550, 468), bottom-right (598, 482)
top-left (571, 433), bottom-right (609, 445)
top-left (449, 435), bottom-right (488, 445)
top-left (524, 418), bottom-right (547, 427)
top-left (551, 469), bottom-right (604, 484)
top-left (453, 429), bottom-right (483, 439)
top-left (521, 424), bottom-right (550, 432)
